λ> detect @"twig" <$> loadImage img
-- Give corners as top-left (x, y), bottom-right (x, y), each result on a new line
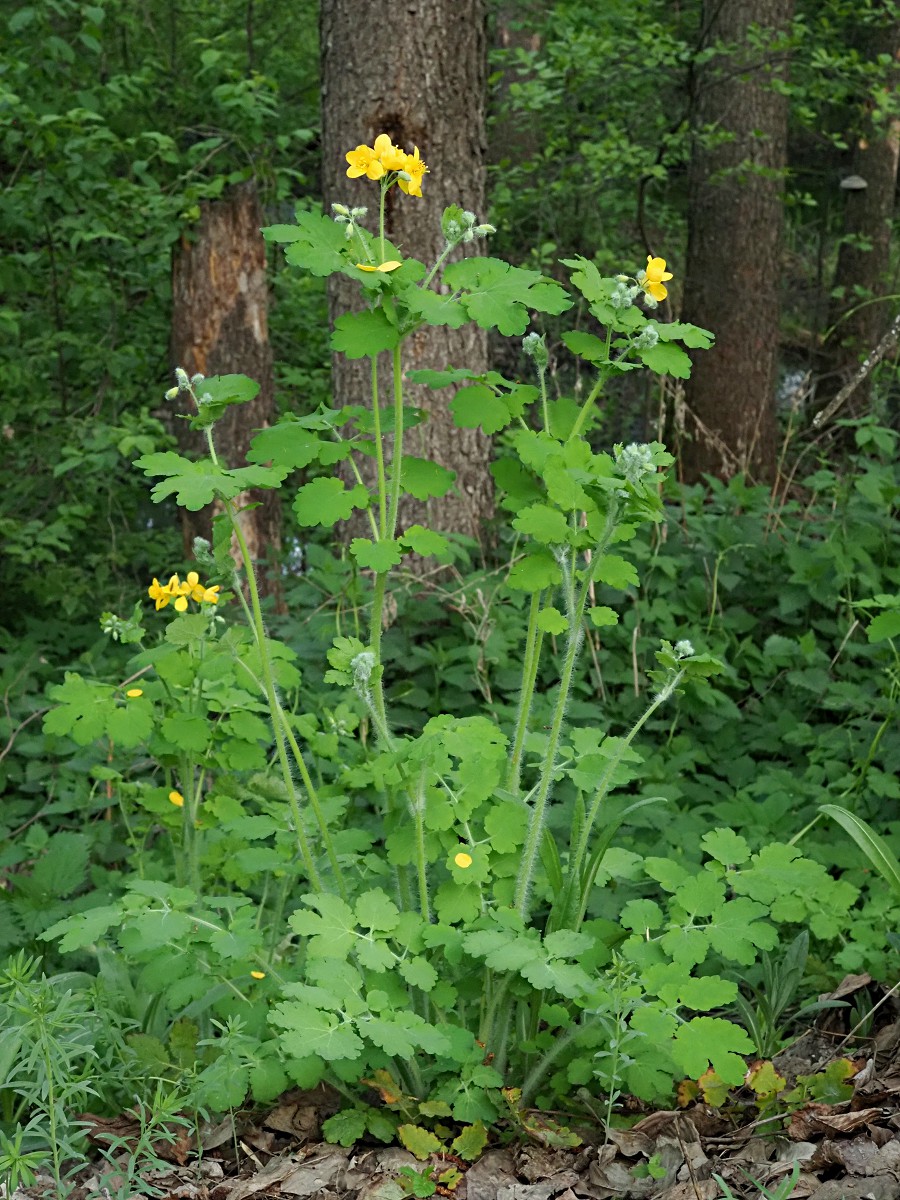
top-left (812, 310), bottom-right (900, 428)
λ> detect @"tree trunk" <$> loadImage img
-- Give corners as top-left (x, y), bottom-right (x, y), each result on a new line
top-left (170, 180), bottom-right (282, 599)
top-left (679, 0), bottom-right (794, 484)
top-left (819, 9), bottom-right (900, 416)
top-left (320, 0), bottom-right (492, 551)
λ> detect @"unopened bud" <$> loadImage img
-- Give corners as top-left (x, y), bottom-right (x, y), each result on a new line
top-left (522, 332), bottom-right (549, 369)
top-left (174, 367), bottom-right (190, 388)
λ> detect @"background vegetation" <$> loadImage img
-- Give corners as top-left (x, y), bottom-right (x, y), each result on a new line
top-left (1, 0), bottom-right (899, 1192)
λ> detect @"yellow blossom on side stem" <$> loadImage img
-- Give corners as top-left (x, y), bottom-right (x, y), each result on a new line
top-left (126, 688), bottom-right (143, 698)
top-left (454, 851), bottom-right (473, 869)
top-left (373, 133), bottom-right (406, 171)
top-left (148, 578), bottom-right (171, 610)
top-left (169, 790), bottom-right (185, 808)
top-left (639, 255), bottom-right (673, 302)
top-left (346, 143), bottom-right (385, 180)
top-left (250, 970), bottom-right (266, 980)
top-left (398, 146), bottom-right (429, 197)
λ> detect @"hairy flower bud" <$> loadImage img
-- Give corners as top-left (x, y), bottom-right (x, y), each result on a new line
top-left (522, 332), bottom-right (549, 369)
top-left (634, 326), bottom-right (660, 350)
top-left (674, 639), bottom-right (695, 659)
top-left (615, 442), bottom-right (655, 485)
top-left (174, 367), bottom-right (190, 389)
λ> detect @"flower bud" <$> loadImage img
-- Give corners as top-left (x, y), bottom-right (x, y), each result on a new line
top-left (165, 387), bottom-right (179, 400)
top-left (522, 332), bottom-right (549, 369)
top-left (674, 639), bottom-right (695, 659)
top-left (174, 367), bottom-right (190, 388)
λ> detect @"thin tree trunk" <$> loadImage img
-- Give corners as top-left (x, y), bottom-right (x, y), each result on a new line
top-left (170, 180), bottom-right (282, 600)
top-left (320, 0), bottom-right (492, 553)
top-left (819, 10), bottom-right (900, 415)
top-left (680, 0), bottom-right (794, 484)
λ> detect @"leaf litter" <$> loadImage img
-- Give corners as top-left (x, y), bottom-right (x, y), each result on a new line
top-left (11, 976), bottom-right (900, 1200)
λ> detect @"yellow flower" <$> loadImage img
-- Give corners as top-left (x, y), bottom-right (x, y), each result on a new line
top-left (398, 146), bottom-right (429, 197)
top-left (168, 790), bottom-right (185, 808)
top-left (346, 143), bottom-right (385, 181)
top-left (639, 255), bottom-right (673, 302)
top-left (126, 688), bottom-right (143, 698)
top-left (200, 584), bottom-right (220, 604)
top-left (454, 851), bottom-right (473, 869)
top-left (250, 970), bottom-right (266, 980)
top-left (373, 133), bottom-right (406, 171)
top-left (355, 261), bottom-right (403, 273)
top-left (148, 577), bottom-right (172, 610)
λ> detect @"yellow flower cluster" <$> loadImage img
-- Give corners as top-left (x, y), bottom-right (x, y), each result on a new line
top-left (638, 256), bottom-right (673, 302)
top-left (148, 571), bottom-right (220, 612)
top-left (345, 133), bottom-right (429, 197)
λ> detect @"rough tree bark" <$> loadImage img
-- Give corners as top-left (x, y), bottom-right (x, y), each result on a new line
top-left (819, 8), bottom-right (900, 415)
top-left (320, 0), bottom-right (492, 550)
top-left (170, 180), bottom-right (281, 597)
top-left (679, 0), bottom-right (794, 484)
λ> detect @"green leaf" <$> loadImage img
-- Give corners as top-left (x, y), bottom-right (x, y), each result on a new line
top-left (41, 904), bottom-right (121, 952)
top-left (672, 1017), bottom-right (754, 1086)
top-left (44, 673), bottom-right (114, 745)
top-left (445, 257), bottom-right (572, 335)
top-left (332, 308), bottom-right (401, 358)
top-left (401, 286), bottom-right (467, 329)
top-left (589, 606), bottom-right (619, 628)
top-left (161, 713), bottom-right (210, 753)
top-left (135, 453), bottom-right (285, 510)
top-left (293, 477), bottom-right (370, 527)
top-left (290, 894), bottom-right (359, 955)
top-left (507, 549), bottom-right (563, 592)
top-left (868, 609), bottom-right (900, 642)
top-left (322, 1108), bottom-right (368, 1147)
top-left (399, 956), bottom-right (438, 991)
top-left (449, 384), bottom-right (512, 435)
top-left (247, 422), bottom-right (323, 470)
top-left (451, 1122), bottom-right (488, 1162)
top-left (400, 525), bottom-right (450, 559)
top-left (820, 805), bottom-right (900, 900)
top-left (272, 1003), bottom-right (364, 1062)
top-left (701, 828), bottom-right (751, 866)
top-left (351, 538), bottom-right (403, 572)
top-left (106, 699), bottom-right (154, 747)
top-left (594, 554), bottom-right (639, 589)
top-left (405, 367), bottom-right (482, 389)
top-left (536, 606), bottom-right (568, 635)
top-left (638, 342), bottom-right (693, 379)
top-left (561, 330), bottom-right (609, 363)
top-left (190, 374), bottom-right (260, 428)
top-left (398, 1124), bottom-right (442, 1161)
top-left (400, 456), bottom-right (456, 500)
top-left (269, 209), bottom-right (350, 276)
top-left (656, 321), bottom-right (715, 349)
top-left (512, 503), bottom-right (570, 545)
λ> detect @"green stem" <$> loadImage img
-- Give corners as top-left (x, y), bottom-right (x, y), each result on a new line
top-left (568, 371), bottom-right (606, 442)
top-left (370, 354), bottom-right (388, 537)
top-left (218, 488), bottom-right (323, 890)
top-left (537, 362), bottom-right (550, 432)
top-left (507, 589), bottom-right (544, 793)
top-left (513, 503), bottom-right (619, 920)
top-left (568, 668), bottom-right (684, 928)
top-left (423, 240), bottom-right (456, 289)
top-left (379, 178), bottom-right (387, 262)
top-left (520, 1016), bottom-right (600, 1105)
top-left (413, 772), bottom-right (431, 924)
top-left (386, 343), bottom-right (405, 539)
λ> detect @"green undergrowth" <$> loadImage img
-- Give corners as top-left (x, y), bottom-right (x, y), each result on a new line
top-left (1, 420), bottom-right (898, 1188)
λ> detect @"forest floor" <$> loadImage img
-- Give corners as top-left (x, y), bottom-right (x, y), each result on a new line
top-left (14, 975), bottom-right (900, 1200)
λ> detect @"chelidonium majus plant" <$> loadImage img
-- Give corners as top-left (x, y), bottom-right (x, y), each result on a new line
top-left (43, 133), bottom-right (856, 1144)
